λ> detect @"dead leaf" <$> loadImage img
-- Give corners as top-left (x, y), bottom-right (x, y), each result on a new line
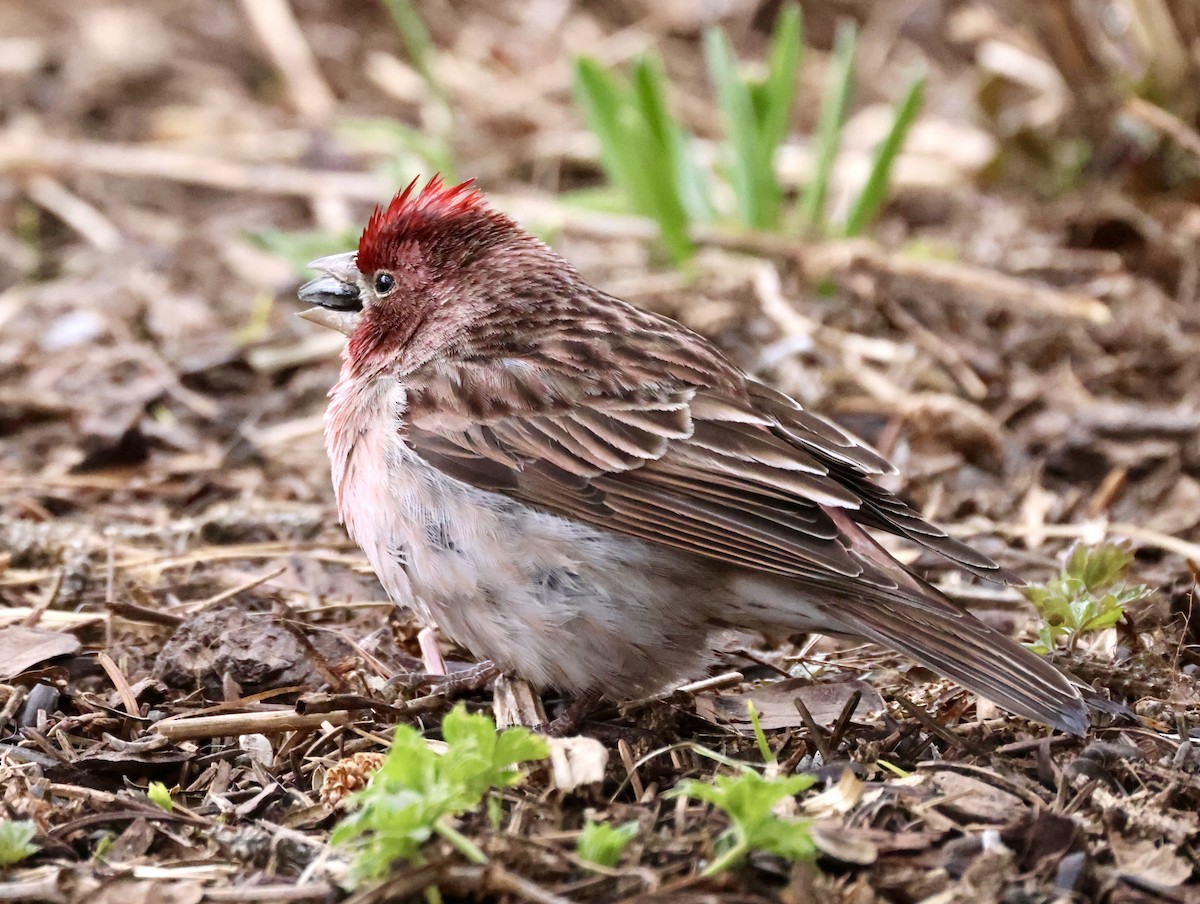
top-left (1000, 811), bottom-right (1085, 871)
top-left (92, 878), bottom-right (204, 904)
top-left (0, 625), bottom-right (81, 681)
top-left (1109, 836), bottom-right (1194, 887)
top-left (810, 820), bottom-right (878, 865)
top-left (547, 736), bottom-right (608, 792)
top-left (804, 768), bottom-right (865, 817)
top-left (694, 678), bottom-right (884, 731)
top-left (929, 772), bottom-right (1025, 824)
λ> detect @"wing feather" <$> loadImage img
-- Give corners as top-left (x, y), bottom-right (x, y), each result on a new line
top-left (404, 337), bottom-right (1009, 583)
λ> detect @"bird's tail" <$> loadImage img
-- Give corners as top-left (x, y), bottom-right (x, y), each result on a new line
top-left (821, 584), bottom-right (1089, 734)
top-left (784, 509), bottom-right (1090, 734)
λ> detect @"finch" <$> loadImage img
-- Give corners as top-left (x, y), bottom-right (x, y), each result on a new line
top-left (297, 175), bottom-right (1090, 734)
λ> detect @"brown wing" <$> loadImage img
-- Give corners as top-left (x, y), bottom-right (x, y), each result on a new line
top-left (402, 340), bottom-right (1006, 585)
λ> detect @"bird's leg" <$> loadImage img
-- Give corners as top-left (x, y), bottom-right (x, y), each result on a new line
top-left (390, 659), bottom-right (501, 698)
top-left (543, 691), bottom-right (602, 737)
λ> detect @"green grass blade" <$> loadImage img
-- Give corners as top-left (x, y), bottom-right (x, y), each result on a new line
top-left (632, 56), bottom-right (675, 152)
top-left (746, 701), bottom-right (774, 765)
top-left (575, 56), bottom-right (694, 262)
top-left (631, 57), bottom-right (694, 261)
top-left (842, 72), bottom-right (925, 236)
top-left (633, 56), bottom-right (711, 224)
top-left (704, 27), bottom-right (773, 229)
top-left (761, 4), bottom-right (803, 154)
top-left (573, 58), bottom-right (646, 207)
top-left (799, 19), bottom-right (856, 231)
top-left (671, 128), bottom-right (714, 225)
top-left (380, 0), bottom-right (445, 102)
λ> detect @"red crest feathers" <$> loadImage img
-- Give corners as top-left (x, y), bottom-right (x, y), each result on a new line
top-left (357, 175), bottom-right (485, 272)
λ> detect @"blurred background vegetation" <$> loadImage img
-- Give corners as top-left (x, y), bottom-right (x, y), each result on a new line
top-left (2, 2), bottom-right (1200, 898)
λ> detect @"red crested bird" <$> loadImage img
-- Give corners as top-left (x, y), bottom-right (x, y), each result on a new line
top-left (297, 175), bottom-right (1092, 735)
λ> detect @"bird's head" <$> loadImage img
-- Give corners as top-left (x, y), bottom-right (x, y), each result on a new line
top-left (298, 176), bottom-right (550, 374)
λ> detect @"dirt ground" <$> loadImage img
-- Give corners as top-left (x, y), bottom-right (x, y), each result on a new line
top-left (1, 1), bottom-right (1199, 901)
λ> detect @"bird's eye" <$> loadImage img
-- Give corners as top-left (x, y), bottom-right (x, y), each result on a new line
top-left (373, 271), bottom-right (396, 295)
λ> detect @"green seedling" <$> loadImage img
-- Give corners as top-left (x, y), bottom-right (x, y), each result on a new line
top-left (332, 704), bottom-right (548, 888)
top-left (704, 4), bottom-right (803, 231)
top-left (671, 769), bottom-right (816, 876)
top-left (1027, 542), bottom-right (1151, 653)
top-left (573, 54), bottom-right (709, 262)
top-left (746, 699), bottom-right (774, 765)
top-left (573, 7), bottom-right (924, 261)
top-left (0, 821), bottom-right (38, 868)
top-left (576, 819), bottom-right (639, 869)
top-left (799, 18), bottom-right (856, 231)
top-left (147, 781), bottom-right (174, 813)
top-left (842, 72), bottom-right (925, 236)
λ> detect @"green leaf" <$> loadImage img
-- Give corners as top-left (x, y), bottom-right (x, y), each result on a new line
top-left (761, 5), bottom-right (804, 155)
top-left (574, 57), bottom-right (643, 205)
top-left (1068, 542), bottom-right (1134, 593)
top-left (705, 26), bottom-right (771, 229)
top-left (486, 794), bottom-right (503, 831)
top-left (746, 700), bottom-right (774, 766)
top-left (842, 72), bottom-right (925, 236)
top-left (573, 56), bottom-right (697, 262)
top-left (800, 19), bottom-right (856, 230)
top-left (332, 705), bottom-right (548, 888)
top-left (671, 770), bottom-right (816, 875)
top-left (704, 5), bottom-right (801, 232)
top-left (1024, 542), bottom-right (1151, 651)
top-left (147, 782), bottom-right (173, 813)
top-left (0, 821), bottom-right (38, 868)
top-left (631, 57), bottom-right (697, 259)
top-left (577, 819), bottom-right (638, 868)
top-left (875, 759), bottom-right (910, 778)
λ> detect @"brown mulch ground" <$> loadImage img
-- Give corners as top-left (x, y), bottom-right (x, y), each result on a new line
top-left (1, 1), bottom-right (1199, 901)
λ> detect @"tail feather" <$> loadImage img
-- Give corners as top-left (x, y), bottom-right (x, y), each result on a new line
top-left (808, 507), bottom-right (1089, 734)
top-left (826, 590), bottom-right (1089, 734)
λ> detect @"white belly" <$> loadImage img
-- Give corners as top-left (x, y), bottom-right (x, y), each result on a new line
top-left (325, 374), bottom-right (719, 696)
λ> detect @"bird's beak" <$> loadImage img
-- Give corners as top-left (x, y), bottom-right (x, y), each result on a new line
top-left (297, 251), bottom-right (363, 336)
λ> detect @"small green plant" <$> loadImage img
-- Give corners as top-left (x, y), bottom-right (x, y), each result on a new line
top-left (332, 704), bottom-right (548, 888)
top-left (704, 4), bottom-right (803, 231)
top-left (576, 819), bottom-right (638, 869)
top-left (573, 54), bottom-right (710, 262)
top-left (670, 769), bottom-right (816, 876)
top-left (572, 6), bottom-right (926, 261)
top-left (799, 18), bottom-right (855, 232)
top-left (875, 759), bottom-right (911, 779)
top-left (746, 699), bottom-right (774, 765)
top-left (0, 820), bottom-right (38, 868)
top-left (799, 20), bottom-right (926, 237)
top-left (147, 781), bottom-right (174, 813)
top-left (841, 70), bottom-right (925, 237)
top-left (1027, 542), bottom-right (1151, 653)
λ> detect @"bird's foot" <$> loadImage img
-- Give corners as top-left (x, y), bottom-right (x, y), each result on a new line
top-left (390, 659), bottom-right (500, 698)
top-left (540, 692), bottom-right (601, 737)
